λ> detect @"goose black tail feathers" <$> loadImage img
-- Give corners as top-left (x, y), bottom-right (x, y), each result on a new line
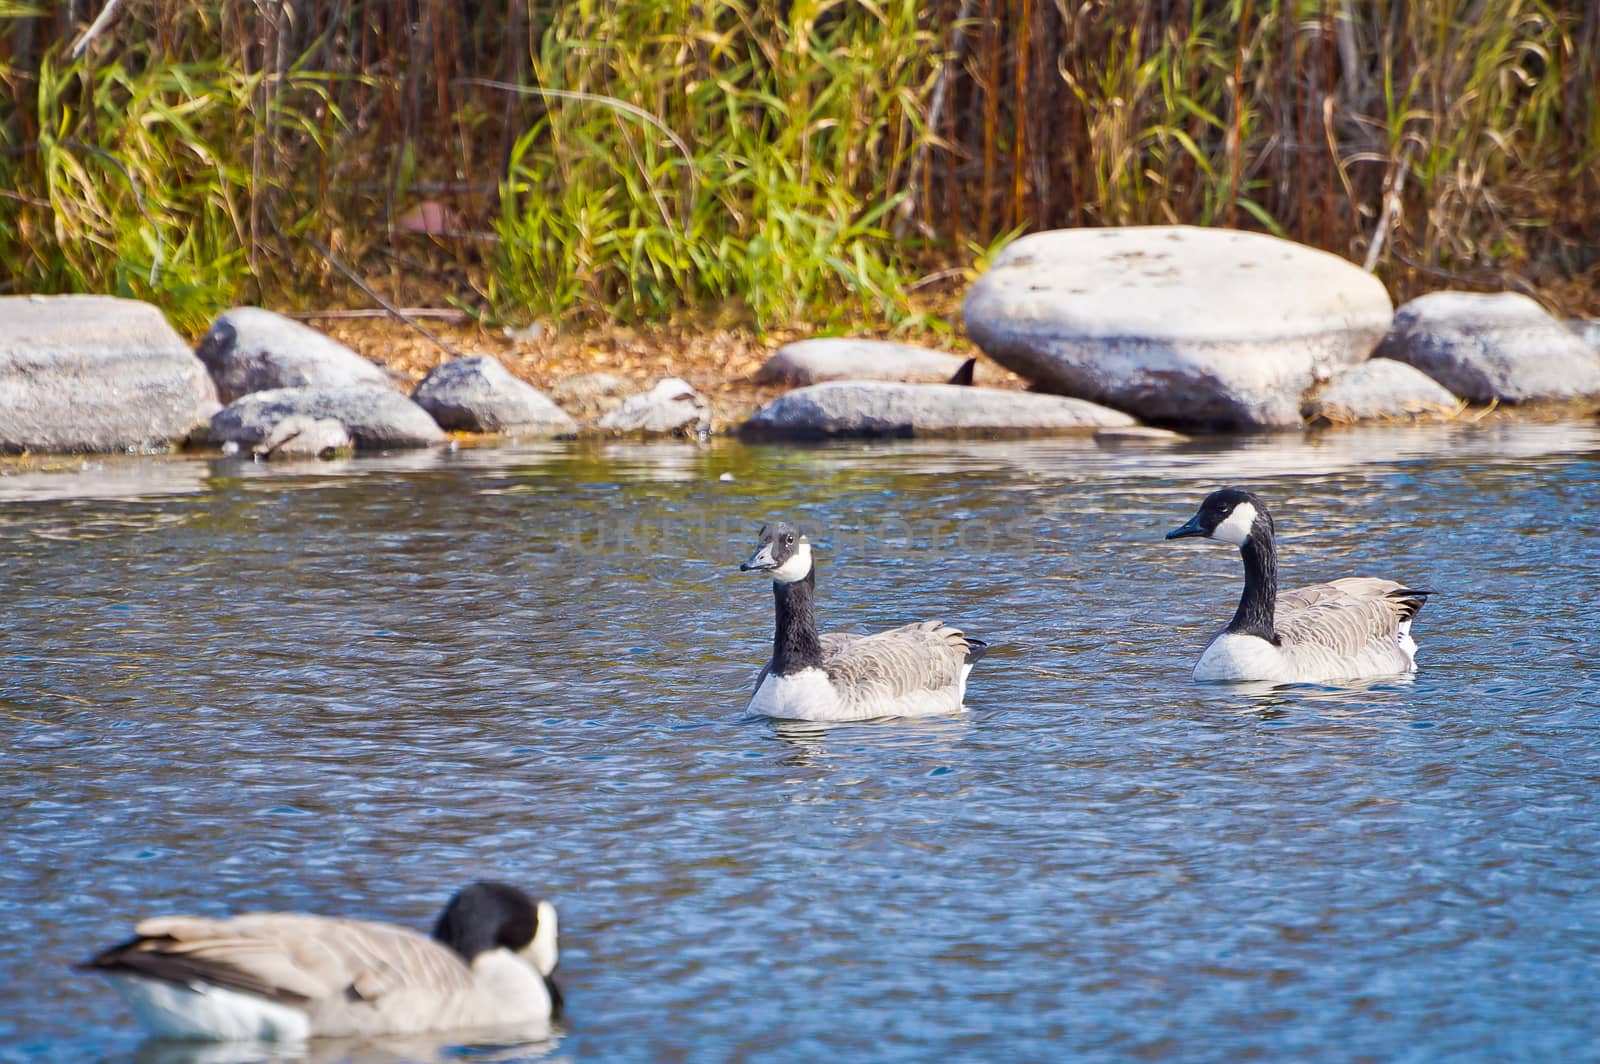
top-left (1387, 587), bottom-right (1433, 621)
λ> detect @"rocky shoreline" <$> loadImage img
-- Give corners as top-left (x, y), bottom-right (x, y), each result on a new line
top-left (4, 226), bottom-right (1599, 459)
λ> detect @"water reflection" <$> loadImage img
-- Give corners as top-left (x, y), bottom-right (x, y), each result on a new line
top-left (127, 1027), bottom-right (564, 1064)
top-left (765, 714), bottom-right (975, 767)
top-left (0, 455), bottom-right (208, 502)
top-left (779, 420), bottom-right (1600, 484)
top-left (1196, 673), bottom-right (1421, 719)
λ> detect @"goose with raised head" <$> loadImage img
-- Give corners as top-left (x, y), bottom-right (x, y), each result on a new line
top-left (80, 882), bottom-right (559, 1042)
top-left (1165, 488), bottom-right (1431, 683)
top-left (739, 522), bottom-right (987, 721)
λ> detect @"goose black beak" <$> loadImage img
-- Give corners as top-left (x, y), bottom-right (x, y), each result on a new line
top-left (1165, 515), bottom-right (1206, 540)
top-left (740, 544), bottom-right (777, 571)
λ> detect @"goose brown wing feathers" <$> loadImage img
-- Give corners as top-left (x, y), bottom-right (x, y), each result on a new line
top-left (821, 621), bottom-right (973, 706)
top-left (1275, 578), bottom-right (1428, 660)
top-left (85, 913), bottom-right (473, 1006)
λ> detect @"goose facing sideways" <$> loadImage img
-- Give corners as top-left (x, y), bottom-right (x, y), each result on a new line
top-left (1165, 488), bottom-right (1431, 683)
top-left (739, 522), bottom-right (987, 721)
top-left (80, 882), bottom-right (559, 1042)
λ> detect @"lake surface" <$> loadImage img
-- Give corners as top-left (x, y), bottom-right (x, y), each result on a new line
top-left (2, 423), bottom-right (1598, 1063)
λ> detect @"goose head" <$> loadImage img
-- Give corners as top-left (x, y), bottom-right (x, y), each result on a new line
top-left (1166, 488), bottom-right (1273, 548)
top-left (740, 522), bottom-right (813, 583)
top-left (430, 881), bottom-right (559, 985)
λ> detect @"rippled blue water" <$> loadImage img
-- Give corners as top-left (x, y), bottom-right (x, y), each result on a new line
top-left (2, 423), bottom-right (1598, 1063)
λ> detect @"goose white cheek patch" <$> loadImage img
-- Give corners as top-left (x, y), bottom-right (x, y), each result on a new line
top-left (525, 900), bottom-right (559, 976)
top-left (770, 542), bottom-right (813, 583)
top-left (1213, 502), bottom-right (1257, 546)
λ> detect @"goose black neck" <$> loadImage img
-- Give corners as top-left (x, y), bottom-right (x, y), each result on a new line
top-left (1229, 526), bottom-right (1279, 642)
top-left (771, 569), bottom-right (824, 673)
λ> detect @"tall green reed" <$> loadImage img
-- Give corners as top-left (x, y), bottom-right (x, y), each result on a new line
top-left (489, 0), bottom-right (941, 330)
top-left (1, 9), bottom-right (347, 332)
top-left (2, 0), bottom-right (1595, 333)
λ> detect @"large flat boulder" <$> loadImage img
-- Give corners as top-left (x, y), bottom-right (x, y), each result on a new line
top-left (963, 226), bottom-right (1393, 429)
top-left (1376, 292), bottom-right (1600, 402)
top-left (209, 385), bottom-right (444, 450)
top-left (754, 338), bottom-right (969, 385)
top-left (412, 355), bottom-right (576, 435)
top-left (0, 295), bottom-right (219, 454)
top-left (1301, 358), bottom-right (1460, 425)
top-left (195, 307), bottom-right (397, 403)
top-left (741, 381), bottom-right (1136, 439)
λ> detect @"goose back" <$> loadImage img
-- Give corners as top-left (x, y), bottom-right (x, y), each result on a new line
top-left (823, 621), bottom-right (977, 717)
top-left (1275, 577), bottom-right (1426, 673)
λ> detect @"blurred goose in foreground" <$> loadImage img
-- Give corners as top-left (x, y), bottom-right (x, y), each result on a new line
top-left (1165, 488), bottom-right (1431, 683)
top-left (739, 521), bottom-right (987, 721)
top-left (81, 882), bottom-right (559, 1042)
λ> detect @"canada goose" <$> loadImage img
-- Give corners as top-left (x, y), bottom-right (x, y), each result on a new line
top-left (1165, 488), bottom-right (1431, 683)
top-left (739, 522), bottom-right (987, 721)
top-left (80, 882), bottom-right (559, 1042)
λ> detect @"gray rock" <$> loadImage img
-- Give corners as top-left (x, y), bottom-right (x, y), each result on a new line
top-left (963, 226), bottom-right (1393, 429)
top-left (1302, 358), bottom-right (1461, 425)
top-left (209, 386), bottom-right (445, 450)
top-left (550, 372), bottom-right (631, 416)
top-left (1567, 317), bottom-right (1600, 354)
top-left (1376, 292), bottom-right (1600, 402)
top-left (0, 294), bottom-right (219, 454)
top-left (597, 378), bottom-right (709, 436)
top-left (741, 381), bottom-right (1136, 439)
top-left (195, 307), bottom-right (396, 403)
top-left (754, 338), bottom-right (969, 386)
top-left (251, 416), bottom-right (352, 459)
top-left (411, 355), bottom-right (577, 435)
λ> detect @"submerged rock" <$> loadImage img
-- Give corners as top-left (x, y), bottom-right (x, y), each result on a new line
top-left (251, 416), bottom-right (353, 460)
top-left (0, 295), bottom-right (218, 454)
top-left (412, 355), bottom-right (576, 435)
top-left (754, 338), bottom-right (970, 386)
top-left (597, 378), bottom-right (709, 436)
top-left (195, 307), bottom-right (397, 403)
top-left (963, 226), bottom-right (1393, 429)
top-left (1376, 292), bottom-right (1600, 403)
top-left (209, 385), bottom-right (445, 450)
top-left (741, 381), bottom-right (1136, 439)
top-left (1302, 358), bottom-right (1461, 425)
